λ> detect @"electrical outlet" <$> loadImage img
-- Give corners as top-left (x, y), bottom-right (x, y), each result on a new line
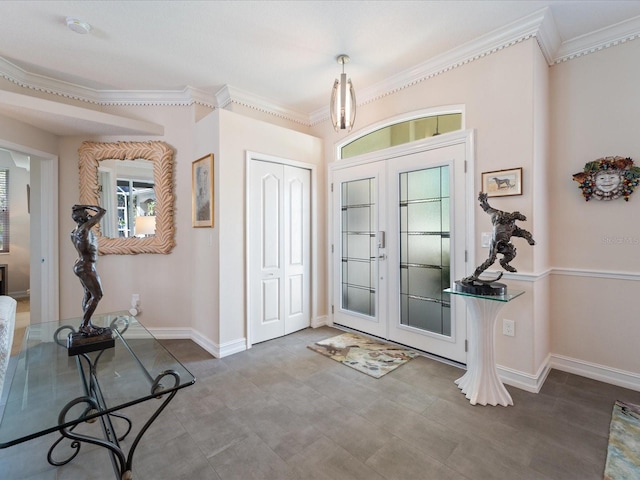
top-left (132, 294), bottom-right (140, 305)
top-left (503, 319), bottom-right (515, 337)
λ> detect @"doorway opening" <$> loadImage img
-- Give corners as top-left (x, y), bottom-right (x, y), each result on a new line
top-left (0, 142), bottom-right (59, 329)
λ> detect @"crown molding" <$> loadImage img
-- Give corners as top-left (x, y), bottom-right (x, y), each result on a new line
top-left (0, 56), bottom-right (217, 108)
top-left (215, 85), bottom-right (310, 126)
top-left (97, 86), bottom-right (217, 108)
top-left (534, 7), bottom-right (562, 64)
top-left (552, 14), bottom-right (640, 63)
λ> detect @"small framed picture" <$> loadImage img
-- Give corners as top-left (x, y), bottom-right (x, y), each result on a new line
top-left (482, 168), bottom-right (522, 197)
top-left (192, 154), bottom-right (214, 227)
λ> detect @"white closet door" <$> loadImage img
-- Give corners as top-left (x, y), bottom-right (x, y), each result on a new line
top-left (283, 165), bottom-right (311, 334)
top-left (249, 160), bottom-right (310, 344)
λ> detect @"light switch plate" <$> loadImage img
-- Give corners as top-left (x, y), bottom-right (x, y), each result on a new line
top-left (481, 232), bottom-right (492, 248)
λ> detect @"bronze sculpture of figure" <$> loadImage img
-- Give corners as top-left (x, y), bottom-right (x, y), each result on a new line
top-left (71, 204), bottom-right (106, 335)
top-left (460, 193), bottom-right (535, 289)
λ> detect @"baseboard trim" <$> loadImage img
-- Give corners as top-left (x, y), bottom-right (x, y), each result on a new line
top-left (7, 290), bottom-right (29, 299)
top-left (311, 315), bottom-right (328, 328)
top-left (497, 356), bottom-right (551, 393)
top-left (218, 337), bottom-right (247, 358)
top-left (189, 329), bottom-right (222, 358)
top-left (148, 327), bottom-right (247, 359)
top-left (550, 354), bottom-right (640, 392)
top-left (147, 327), bottom-right (192, 340)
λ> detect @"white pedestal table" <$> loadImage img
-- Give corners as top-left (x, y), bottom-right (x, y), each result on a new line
top-left (445, 288), bottom-right (524, 407)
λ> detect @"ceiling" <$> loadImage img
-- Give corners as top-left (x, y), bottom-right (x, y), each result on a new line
top-left (1, 0), bottom-right (640, 121)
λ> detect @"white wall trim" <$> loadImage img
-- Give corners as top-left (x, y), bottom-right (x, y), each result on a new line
top-left (479, 267), bottom-right (640, 283)
top-left (550, 354), bottom-right (640, 392)
top-left (150, 327), bottom-right (248, 359)
top-left (481, 269), bottom-right (552, 282)
top-left (0, 56), bottom-right (217, 109)
top-left (216, 85), bottom-right (309, 126)
top-left (494, 351), bottom-right (640, 395)
top-left (218, 337), bottom-right (248, 358)
top-left (497, 355), bottom-right (551, 393)
top-left (551, 267), bottom-right (640, 281)
top-left (191, 329), bottom-right (225, 358)
top-left (552, 15), bottom-right (640, 64)
top-left (8, 290), bottom-right (30, 298)
top-left (311, 315), bottom-right (328, 328)
top-left (147, 327), bottom-right (193, 340)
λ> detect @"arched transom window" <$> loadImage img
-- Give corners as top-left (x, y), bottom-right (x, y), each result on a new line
top-left (340, 112), bottom-right (463, 160)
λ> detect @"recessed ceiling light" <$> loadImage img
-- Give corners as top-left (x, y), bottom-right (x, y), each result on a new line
top-left (66, 17), bottom-right (92, 34)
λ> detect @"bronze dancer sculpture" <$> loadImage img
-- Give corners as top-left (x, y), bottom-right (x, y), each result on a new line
top-left (70, 204), bottom-right (112, 346)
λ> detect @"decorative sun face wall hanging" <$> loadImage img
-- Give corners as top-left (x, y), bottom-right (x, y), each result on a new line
top-left (572, 156), bottom-right (640, 201)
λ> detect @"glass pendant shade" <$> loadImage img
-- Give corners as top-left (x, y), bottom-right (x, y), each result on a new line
top-left (331, 72), bottom-right (356, 132)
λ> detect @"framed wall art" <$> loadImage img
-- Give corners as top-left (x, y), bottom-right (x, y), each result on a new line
top-left (482, 168), bottom-right (522, 197)
top-left (192, 154), bottom-right (214, 227)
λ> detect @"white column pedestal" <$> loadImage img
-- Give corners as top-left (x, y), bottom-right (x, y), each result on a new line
top-left (454, 295), bottom-right (513, 406)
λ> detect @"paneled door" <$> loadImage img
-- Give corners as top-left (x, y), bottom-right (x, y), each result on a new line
top-left (249, 159), bottom-right (311, 344)
top-left (331, 135), bottom-right (470, 364)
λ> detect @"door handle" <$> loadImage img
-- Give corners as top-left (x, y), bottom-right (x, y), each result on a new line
top-left (378, 254), bottom-right (387, 260)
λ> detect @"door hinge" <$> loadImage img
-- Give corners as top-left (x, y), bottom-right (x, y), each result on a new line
top-left (331, 244), bottom-right (334, 253)
top-left (331, 305), bottom-right (334, 314)
top-left (464, 160), bottom-right (467, 173)
top-left (331, 183), bottom-right (334, 192)
top-left (465, 250), bottom-right (468, 262)
top-left (465, 339), bottom-right (468, 352)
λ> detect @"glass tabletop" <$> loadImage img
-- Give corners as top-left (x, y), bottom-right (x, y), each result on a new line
top-left (0, 312), bottom-right (195, 448)
top-left (443, 287), bottom-right (525, 302)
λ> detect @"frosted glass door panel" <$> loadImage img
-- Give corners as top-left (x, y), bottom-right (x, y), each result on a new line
top-left (344, 178), bottom-right (375, 205)
top-left (341, 178), bottom-right (376, 317)
top-left (399, 166), bottom-right (451, 336)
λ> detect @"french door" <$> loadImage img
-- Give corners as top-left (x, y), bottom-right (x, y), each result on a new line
top-left (331, 136), bottom-right (470, 364)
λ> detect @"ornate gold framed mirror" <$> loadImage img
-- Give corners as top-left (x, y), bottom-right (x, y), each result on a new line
top-left (78, 141), bottom-right (176, 254)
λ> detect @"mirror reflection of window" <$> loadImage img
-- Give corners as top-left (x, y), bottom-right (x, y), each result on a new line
top-left (116, 179), bottom-right (155, 237)
top-left (98, 159), bottom-right (155, 238)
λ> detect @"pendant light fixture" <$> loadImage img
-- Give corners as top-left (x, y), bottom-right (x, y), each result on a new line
top-left (330, 54), bottom-right (356, 132)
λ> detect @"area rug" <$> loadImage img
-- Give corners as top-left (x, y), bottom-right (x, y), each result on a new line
top-left (604, 400), bottom-right (640, 480)
top-left (307, 332), bottom-right (418, 378)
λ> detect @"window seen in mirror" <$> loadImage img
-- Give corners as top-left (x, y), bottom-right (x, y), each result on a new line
top-left (115, 179), bottom-right (155, 238)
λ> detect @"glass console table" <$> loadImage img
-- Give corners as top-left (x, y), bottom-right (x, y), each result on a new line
top-left (0, 312), bottom-right (196, 479)
top-left (444, 288), bottom-right (524, 406)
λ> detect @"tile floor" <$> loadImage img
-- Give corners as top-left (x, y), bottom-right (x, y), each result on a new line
top-left (1, 325), bottom-right (639, 479)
